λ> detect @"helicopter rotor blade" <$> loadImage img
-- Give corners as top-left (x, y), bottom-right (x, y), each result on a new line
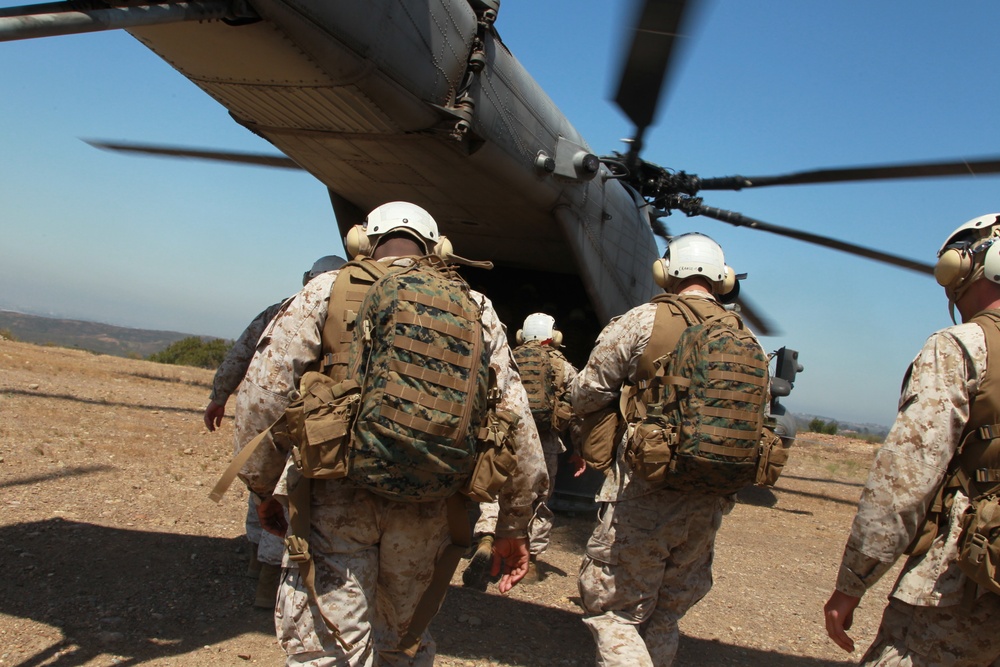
top-left (698, 156), bottom-right (1000, 191)
top-left (613, 0), bottom-right (697, 161)
top-left (84, 139), bottom-right (302, 170)
top-left (694, 203), bottom-right (935, 275)
top-left (733, 293), bottom-right (779, 337)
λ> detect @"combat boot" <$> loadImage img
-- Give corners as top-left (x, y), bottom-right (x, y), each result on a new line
top-left (254, 563), bottom-right (281, 609)
top-left (462, 534), bottom-right (494, 591)
top-left (522, 554), bottom-right (542, 585)
top-left (246, 541), bottom-right (262, 578)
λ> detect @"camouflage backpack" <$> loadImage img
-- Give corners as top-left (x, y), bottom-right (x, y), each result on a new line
top-left (346, 257), bottom-right (491, 501)
top-left (624, 294), bottom-right (770, 495)
top-left (514, 340), bottom-right (565, 433)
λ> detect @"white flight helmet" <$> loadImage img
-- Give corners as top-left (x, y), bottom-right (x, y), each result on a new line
top-left (934, 213), bottom-right (1000, 320)
top-left (302, 255), bottom-right (346, 286)
top-left (652, 232), bottom-right (737, 297)
top-left (516, 312), bottom-right (563, 346)
top-left (344, 201), bottom-right (451, 258)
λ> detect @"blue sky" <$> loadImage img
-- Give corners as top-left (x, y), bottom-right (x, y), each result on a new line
top-left (2, 1), bottom-right (999, 427)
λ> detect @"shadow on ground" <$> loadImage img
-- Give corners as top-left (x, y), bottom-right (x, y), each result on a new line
top-left (0, 518), bottom-right (854, 667)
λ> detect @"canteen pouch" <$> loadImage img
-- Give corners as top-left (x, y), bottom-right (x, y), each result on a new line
top-left (628, 419), bottom-right (676, 484)
top-left (578, 405), bottom-right (622, 472)
top-left (462, 409), bottom-right (520, 503)
top-left (956, 493), bottom-right (1000, 595)
top-left (285, 372), bottom-right (361, 480)
top-left (755, 427), bottom-right (791, 488)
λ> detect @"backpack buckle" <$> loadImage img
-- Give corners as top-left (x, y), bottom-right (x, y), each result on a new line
top-left (977, 424), bottom-right (1000, 440)
top-left (285, 535), bottom-right (311, 563)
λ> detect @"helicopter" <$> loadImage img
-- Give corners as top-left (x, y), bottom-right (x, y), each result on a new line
top-left (1, 0), bottom-right (999, 429)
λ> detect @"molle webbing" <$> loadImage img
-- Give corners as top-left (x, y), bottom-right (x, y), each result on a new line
top-left (347, 258), bottom-right (490, 502)
top-left (956, 310), bottom-right (1000, 491)
top-left (320, 260), bottom-right (392, 381)
top-left (514, 342), bottom-right (556, 421)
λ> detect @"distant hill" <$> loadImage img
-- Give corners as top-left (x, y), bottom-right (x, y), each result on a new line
top-left (0, 310), bottom-right (219, 359)
top-left (793, 412), bottom-right (890, 439)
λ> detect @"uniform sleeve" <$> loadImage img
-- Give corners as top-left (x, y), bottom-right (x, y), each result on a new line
top-left (479, 297), bottom-right (548, 538)
top-left (209, 301), bottom-right (285, 406)
top-left (234, 275), bottom-right (336, 495)
top-left (835, 329), bottom-right (976, 597)
top-left (569, 308), bottom-right (649, 417)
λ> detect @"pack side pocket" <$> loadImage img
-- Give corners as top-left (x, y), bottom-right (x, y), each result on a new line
top-left (462, 409), bottom-right (519, 503)
top-left (956, 494), bottom-right (1000, 595)
top-left (579, 406), bottom-right (621, 473)
top-left (292, 373), bottom-right (360, 480)
top-left (551, 400), bottom-right (573, 432)
top-left (629, 420), bottom-right (676, 484)
top-left (754, 427), bottom-right (791, 488)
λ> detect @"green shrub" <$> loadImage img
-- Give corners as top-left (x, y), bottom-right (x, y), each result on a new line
top-left (148, 336), bottom-right (231, 369)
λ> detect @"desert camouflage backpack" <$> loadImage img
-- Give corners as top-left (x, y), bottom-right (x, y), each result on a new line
top-left (624, 294), bottom-right (771, 495)
top-left (346, 257), bottom-right (492, 501)
top-left (514, 341), bottom-right (563, 431)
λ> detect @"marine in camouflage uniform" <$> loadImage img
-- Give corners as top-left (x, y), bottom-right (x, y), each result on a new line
top-left (824, 215), bottom-right (1000, 666)
top-left (569, 233), bottom-right (746, 667)
top-left (471, 324), bottom-right (579, 563)
top-left (208, 257), bottom-right (345, 581)
top-left (234, 203), bottom-right (547, 666)
top-left (205, 300), bottom-right (286, 567)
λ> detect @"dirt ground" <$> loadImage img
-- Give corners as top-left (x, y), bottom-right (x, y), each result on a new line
top-left (0, 338), bottom-right (900, 666)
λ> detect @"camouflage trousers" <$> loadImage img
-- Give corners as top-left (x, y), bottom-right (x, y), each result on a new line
top-left (275, 479), bottom-right (450, 667)
top-left (578, 489), bottom-right (732, 667)
top-left (473, 450), bottom-right (558, 555)
top-left (860, 595), bottom-right (1000, 666)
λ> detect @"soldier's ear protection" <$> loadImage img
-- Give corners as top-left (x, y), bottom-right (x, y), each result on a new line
top-left (652, 257), bottom-right (738, 297)
top-left (345, 224), bottom-right (452, 259)
top-left (345, 224), bottom-right (371, 258)
top-left (515, 327), bottom-right (562, 346)
top-left (935, 232), bottom-right (1000, 289)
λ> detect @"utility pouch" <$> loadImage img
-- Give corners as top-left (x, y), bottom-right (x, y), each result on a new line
top-left (956, 493), bottom-right (1000, 595)
top-left (627, 418), bottom-right (676, 484)
top-left (462, 409), bottom-right (520, 502)
top-left (755, 426), bottom-right (791, 488)
top-left (904, 472), bottom-right (960, 556)
top-left (578, 405), bottom-right (622, 473)
top-left (552, 399), bottom-right (573, 432)
top-left (285, 372), bottom-right (361, 480)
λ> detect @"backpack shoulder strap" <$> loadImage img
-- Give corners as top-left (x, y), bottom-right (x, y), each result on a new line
top-left (318, 259), bottom-right (392, 380)
top-left (637, 294), bottom-right (705, 381)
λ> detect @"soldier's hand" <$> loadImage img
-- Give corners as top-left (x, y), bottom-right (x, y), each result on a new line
top-left (490, 536), bottom-right (529, 594)
top-left (568, 453), bottom-right (588, 477)
top-left (204, 401), bottom-right (226, 431)
top-left (257, 496), bottom-right (288, 537)
top-left (824, 590), bottom-right (860, 653)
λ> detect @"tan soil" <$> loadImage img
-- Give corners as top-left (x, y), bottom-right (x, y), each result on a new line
top-left (0, 338), bottom-right (898, 666)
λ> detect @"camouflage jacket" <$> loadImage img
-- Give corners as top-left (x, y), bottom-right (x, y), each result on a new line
top-left (208, 300), bottom-right (286, 406)
top-left (569, 292), bottom-right (727, 502)
top-left (835, 322), bottom-right (986, 607)
top-left (233, 257), bottom-right (547, 537)
top-left (539, 348), bottom-right (578, 455)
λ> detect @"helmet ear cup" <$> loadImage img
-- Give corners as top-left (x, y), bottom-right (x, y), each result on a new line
top-left (432, 235), bottom-right (453, 259)
top-left (719, 266), bottom-right (737, 296)
top-left (515, 329), bottom-right (524, 345)
top-left (345, 225), bottom-right (371, 258)
top-left (652, 257), bottom-right (670, 289)
top-left (984, 239), bottom-right (1000, 284)
top-left (551, 329), bottom-right (563, 347)
top-left (935, 247), bottom-right (973, 288)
